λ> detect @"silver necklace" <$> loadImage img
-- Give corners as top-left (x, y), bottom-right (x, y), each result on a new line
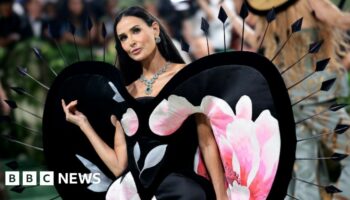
top-left (139, 62), bottom-right (170, 95)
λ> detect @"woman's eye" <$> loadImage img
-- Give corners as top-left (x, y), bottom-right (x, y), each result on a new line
top-left (119, 35), bottom-right (127, 42)
top-left (132, 28), bottom-right (141, 34)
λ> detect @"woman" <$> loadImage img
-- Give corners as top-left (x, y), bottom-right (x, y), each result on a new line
top-left (62, 6), bottom-right (228, 200)
top-left (59, 0), bottom-right (96, 46)
top-left (246, 0), bottom-right (350, 199)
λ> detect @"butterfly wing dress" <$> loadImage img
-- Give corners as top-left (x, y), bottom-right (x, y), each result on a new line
top-left (43, 51), bottom-right (295, 200)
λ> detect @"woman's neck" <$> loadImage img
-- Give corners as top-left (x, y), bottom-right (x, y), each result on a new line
top-left (141, 49), bottom-right (167, 77)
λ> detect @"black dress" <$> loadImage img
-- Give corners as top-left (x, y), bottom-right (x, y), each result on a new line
top-left (43, 52), bottom-right (296, 200)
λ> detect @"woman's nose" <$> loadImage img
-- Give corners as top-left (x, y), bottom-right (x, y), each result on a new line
top-left (129, 37), bottom-right (136, 47)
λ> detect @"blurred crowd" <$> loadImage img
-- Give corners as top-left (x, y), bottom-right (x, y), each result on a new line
top-left (0, 0), bottom-right (258, 115)
top-left (1, 0), bottom-right (350, 200)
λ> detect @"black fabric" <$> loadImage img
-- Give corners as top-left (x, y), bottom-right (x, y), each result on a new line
top-left (43, 51), bottom-right (296, 200)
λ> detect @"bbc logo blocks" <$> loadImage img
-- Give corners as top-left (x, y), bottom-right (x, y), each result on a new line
top-left (5, 171), bottom-right (54, 186)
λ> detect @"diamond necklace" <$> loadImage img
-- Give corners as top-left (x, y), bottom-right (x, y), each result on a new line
top-left (139, 61), bottom-right (170, 95)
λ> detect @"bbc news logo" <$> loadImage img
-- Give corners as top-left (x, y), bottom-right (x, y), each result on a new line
top-left (5, 171), bottom-right (101, 186)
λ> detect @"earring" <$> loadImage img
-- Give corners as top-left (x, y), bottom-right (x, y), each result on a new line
top-left (155, 36), bottom-right (161, 44)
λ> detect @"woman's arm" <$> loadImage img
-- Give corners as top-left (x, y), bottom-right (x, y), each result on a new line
top-left (62, 99), bottom-right (128, 177)
top-left (308, 0), bottom-right (350, 30)
top-left (195, 113), bottom-right (228, 200)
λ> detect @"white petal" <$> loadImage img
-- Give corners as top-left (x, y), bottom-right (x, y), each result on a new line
top-left (133, 142), bottom-right (141, 171)
top-left (108, 81), bottom-right (125, 103)
top-left (121, 108), bottom-right (139, 136)
top-left (106, 172), bottom-right (140, 200)
top-left (235, 95), bottom-right (252, 120)
top-left (149, 95), bottom-right (196, 136)
top-left (75, 154), bottom-right (112, 192)
top-left (200, 96), bottom-right (235, 137)
top-left (140, 145), bottom-right (167, 174)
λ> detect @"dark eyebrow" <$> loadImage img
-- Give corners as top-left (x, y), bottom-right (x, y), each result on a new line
top-left (118, 25), bottom-right (141, 38)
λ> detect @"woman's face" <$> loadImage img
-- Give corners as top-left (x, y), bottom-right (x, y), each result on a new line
top-left (68, 0), bottom-right (83, 16)
top-left (116, 16), bottom-right (160, 62)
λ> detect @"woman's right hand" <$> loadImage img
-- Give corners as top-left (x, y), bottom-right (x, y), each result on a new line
top-left (61, 99), bottom-right (88, 128)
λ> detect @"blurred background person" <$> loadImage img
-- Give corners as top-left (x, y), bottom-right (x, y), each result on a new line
top-left (22, 0), bottom-right (48, 39)
top-left (58, 0), bottom-right (97, 46)
top-left (0, 0), bottom-right (28, 47)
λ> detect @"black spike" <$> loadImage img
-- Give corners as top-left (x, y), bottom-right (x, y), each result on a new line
top-left (201, 17), bottom-right (210, 55)
top-left (297, 124), bottom-right (348, 142)
top-left (69, 21), bottom-right (80, 61)
top-left (331, 153), bottom-right (348, 161)
top-left (49, 23), bottom-right (68, 65)
top-left (4, 100), bottom-right (17, 109)
top-left (266, 8), bottom-right (276, 23)
top-left (102, 22), bottom-right (107, 62)
top-left (17, 67), bottom-right (28, 76)
top-left (10, 86), bottom-right (26, 95)
top-left (3, 99), bottom-right (42, 119)
top-left (218, 6), bottom-right (228, 52)
top-left (288, 58), bottom-right (331, 90)
top-left (11, 185), bottom-right (25, 193)
top-left (69, 21), bottom-right (76, 35)
top-left (218, 6), bottom-right (228, 23)
top-left (330, 103), bottom-right (348, 111)
top-left (239, 2), bottom-right (248, 51)
top-left (292, 176), bottom-right (323, 187)
top-left (325, 185), bottom-right (342, 194)
top-left (32, 47), bottom-right (57, 76)
top-left (291, 17), bottom-right (303, 33)
top-left (292, 90), bottom-right (318, 106)
top-left (259, 8), bottom-right (276, 50)
top-left (335, 124), bottom-right (350, 134)
top-left (280, 52), bottom-right (308, 74)
top-left (9, 86), bottom-right (44, 105)
top-left (180, 38), bottom-right (190, 52)
top-left (338, 0), bottom-right (346, 10)
top-left (293, 177), bottom-right (342, 194)
top-left (271, 34), bottom-right (293, 62)
top-left (17, 67), bottom-right (50, 90)
top-left (239, 2), bottom-right (249, 19)
top-left (33, 47), bottom-right (43, 60)
top-left (2, 115), bottom-right (42, 135)
top-left (316, 58), bottom-right (330, 71)
top-left (309, 40), bottom-right (324, 53)
top-left (102, 22), bottom-right (107, 38)
top-left (288, 73), bottom-right (313, 90)
top-left (320, 78), bottom-right (336, 91)
top-left (86, 16), bottom-right (93, 31)
top-left (6, 161), bottom-right (19, 170)
top-left (295, 104), bottom-right (347, 124)
top-left (86, 16), bottom-right (94, 60)
top-left (297, 154), bottom-right (348, 161)
top-left (201, 17), bottom-right (209, 36)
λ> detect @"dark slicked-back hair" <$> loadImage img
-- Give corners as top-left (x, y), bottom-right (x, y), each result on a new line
top-left (114, 6), bottom-right (185, 85)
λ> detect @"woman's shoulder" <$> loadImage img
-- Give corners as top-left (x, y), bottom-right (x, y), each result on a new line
top-left (172, 63), bottom-right (187, 74)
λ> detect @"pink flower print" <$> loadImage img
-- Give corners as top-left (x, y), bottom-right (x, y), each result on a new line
top-left (149, 95), bottom-right (198, 136)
